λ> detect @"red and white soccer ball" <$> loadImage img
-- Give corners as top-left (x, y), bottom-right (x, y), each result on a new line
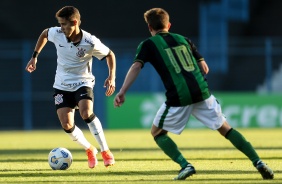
top-left (48, 147), bottom-right (73, 170)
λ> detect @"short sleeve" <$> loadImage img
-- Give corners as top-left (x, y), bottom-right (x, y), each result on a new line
top-left (91, 35), bottom-right (110, 60)
top-left (48, 27), bottom-right (60, 43)
top-left (134, 40), bottom-right (152, 66)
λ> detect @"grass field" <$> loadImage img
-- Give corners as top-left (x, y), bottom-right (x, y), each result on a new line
top-left (0, 128), bottom-right (281, 183)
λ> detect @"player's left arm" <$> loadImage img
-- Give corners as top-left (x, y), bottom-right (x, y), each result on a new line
top-left (197, 60), bottom-right (209, 75)
top-left (104, 50), bottom-right (116, 96)
top-left (185, 38), bottom-right (209, 75)
top-left (185, 38), bottom-right (204, 61)
top-left (114, 61), bottom-right (142, 107)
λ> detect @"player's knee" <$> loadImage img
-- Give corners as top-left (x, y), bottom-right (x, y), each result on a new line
top-left (60, 120), bottom-right (74, 130)
top-left (224, 128), bottom-right (234, 138)
top-left (63, 124), bottom-right (75, 133)
top-left (151, 126), bottom-right (167, 138)
top-left (83, 113), bottom-right (95, 123)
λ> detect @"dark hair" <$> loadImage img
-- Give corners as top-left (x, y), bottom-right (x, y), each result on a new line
top-left (55, 6), bottom-right (81, 22)
top-left (144, 8), bottom-right (169, 30)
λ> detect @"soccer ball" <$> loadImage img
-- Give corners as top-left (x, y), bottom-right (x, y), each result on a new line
top-left (48, 147), bottom-right (72, 170)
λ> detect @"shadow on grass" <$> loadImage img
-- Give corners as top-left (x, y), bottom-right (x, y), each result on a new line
top-left (1, 170), bottom-right (280, 184)
top-left (0, 169), bottom-right (275, 178)
top-left (0, 148), bottom-right (281, 162)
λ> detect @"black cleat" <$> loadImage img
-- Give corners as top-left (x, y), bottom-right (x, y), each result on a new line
top-left (174, 164), bottom-right (196, 180)
top-left (256, 161), bottom-right (274, 179)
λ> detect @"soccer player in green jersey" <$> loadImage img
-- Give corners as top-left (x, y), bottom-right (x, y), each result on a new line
top-left (114, 8), bottom-right (274, 180)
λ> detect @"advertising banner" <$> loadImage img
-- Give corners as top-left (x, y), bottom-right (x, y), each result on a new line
top-left (107, 93), bottom-right (282, 129)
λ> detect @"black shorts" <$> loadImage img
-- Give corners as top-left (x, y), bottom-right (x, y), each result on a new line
top-left (53, 86), bottom-right (94, 110)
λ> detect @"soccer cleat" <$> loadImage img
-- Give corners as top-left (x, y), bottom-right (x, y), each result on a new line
top-left (256, 161), bottom-right (274, 179)
top-left (174, 164), bottom-right (196, 180)
top-left (101, 150), bottom-right (115, 167)
top-left (86, 145), bottom-right (98, 168)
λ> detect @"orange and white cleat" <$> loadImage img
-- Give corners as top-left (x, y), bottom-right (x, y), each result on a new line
top-left (86, 145), bottom-right (98, 168)
top-left (101, 150), bottom-right (115, 167)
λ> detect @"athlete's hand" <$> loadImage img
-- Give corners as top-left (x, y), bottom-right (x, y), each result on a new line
top-left (198, 60), bottom-right (209, 75)
top-left (25, 58), bottom-right (37, 73)
top-left (104, 77), bottom-right (115, 96)
top-left (114, 91), bottom-right (125, 107)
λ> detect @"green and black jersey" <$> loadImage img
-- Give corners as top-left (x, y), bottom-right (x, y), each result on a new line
top-left (134, 31), bottom-right (211, 106)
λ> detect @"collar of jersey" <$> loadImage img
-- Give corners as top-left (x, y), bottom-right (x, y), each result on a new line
top-left (66, 28), bottom-right (83, 46)
top-left (156, 31), bottom-right (169, 35)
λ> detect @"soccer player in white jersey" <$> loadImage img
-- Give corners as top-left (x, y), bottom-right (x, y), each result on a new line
top-left (25, 6), bottom-right (115, 169)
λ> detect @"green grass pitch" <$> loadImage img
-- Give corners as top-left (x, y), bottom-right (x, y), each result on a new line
top-left (0, 128), bottom-right (281, 183)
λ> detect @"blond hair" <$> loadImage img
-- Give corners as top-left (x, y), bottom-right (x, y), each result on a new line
top-left (144, 8), bottom-right (169, 30)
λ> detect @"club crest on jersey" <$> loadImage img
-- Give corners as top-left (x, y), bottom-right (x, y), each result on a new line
top-left (76, 47), bottom-right (86, 57)
top-left (54, 94), bottom-right (63, 105)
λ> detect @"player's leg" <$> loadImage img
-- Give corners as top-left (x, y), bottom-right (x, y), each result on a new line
top-left (57, 107), bottom-right (98, 168)
top-left (218, 122), bottom-right (274, 179)
top-left (79, 99), bottom-right (115, 167)
top-left (76, 87), bottom-right (115, 167)
top-left (54, 89), bottom-right (98, 168)
top-left (218, 121), bottom-right (260, 164)
top-left (193, 95), bottom-right (274, 179)
top-left (152, 126), bottom-right (190, 169)
top-left (152, 103), bottom-right (196, 180)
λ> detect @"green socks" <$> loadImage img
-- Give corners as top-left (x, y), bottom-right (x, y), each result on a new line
top-left (154, 134), bottom-right (189, 168)
top-left (154, 129), bottom-right (260, 168)
top-left (225, 128), bottom-right (260, 166)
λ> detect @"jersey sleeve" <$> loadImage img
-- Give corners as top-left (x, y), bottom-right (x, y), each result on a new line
top-left (186, 38), bottom-right (204, 62)
top-left (47, 27), bottom-right (60, 43)
top-left (133, 40), bottom-right (152, 68)
top-left (91, 35), bottom-right (110, 60)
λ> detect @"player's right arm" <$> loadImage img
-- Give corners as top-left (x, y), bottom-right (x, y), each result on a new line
top-left (25, 29), bottom-right (48, 73)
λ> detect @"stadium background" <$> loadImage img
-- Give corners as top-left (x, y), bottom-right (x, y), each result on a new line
top-left (0, 0), bottom-right (281, 130)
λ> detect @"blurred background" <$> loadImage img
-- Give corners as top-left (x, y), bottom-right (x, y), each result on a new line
top-left (0, 0), bottom-right (281, 130)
